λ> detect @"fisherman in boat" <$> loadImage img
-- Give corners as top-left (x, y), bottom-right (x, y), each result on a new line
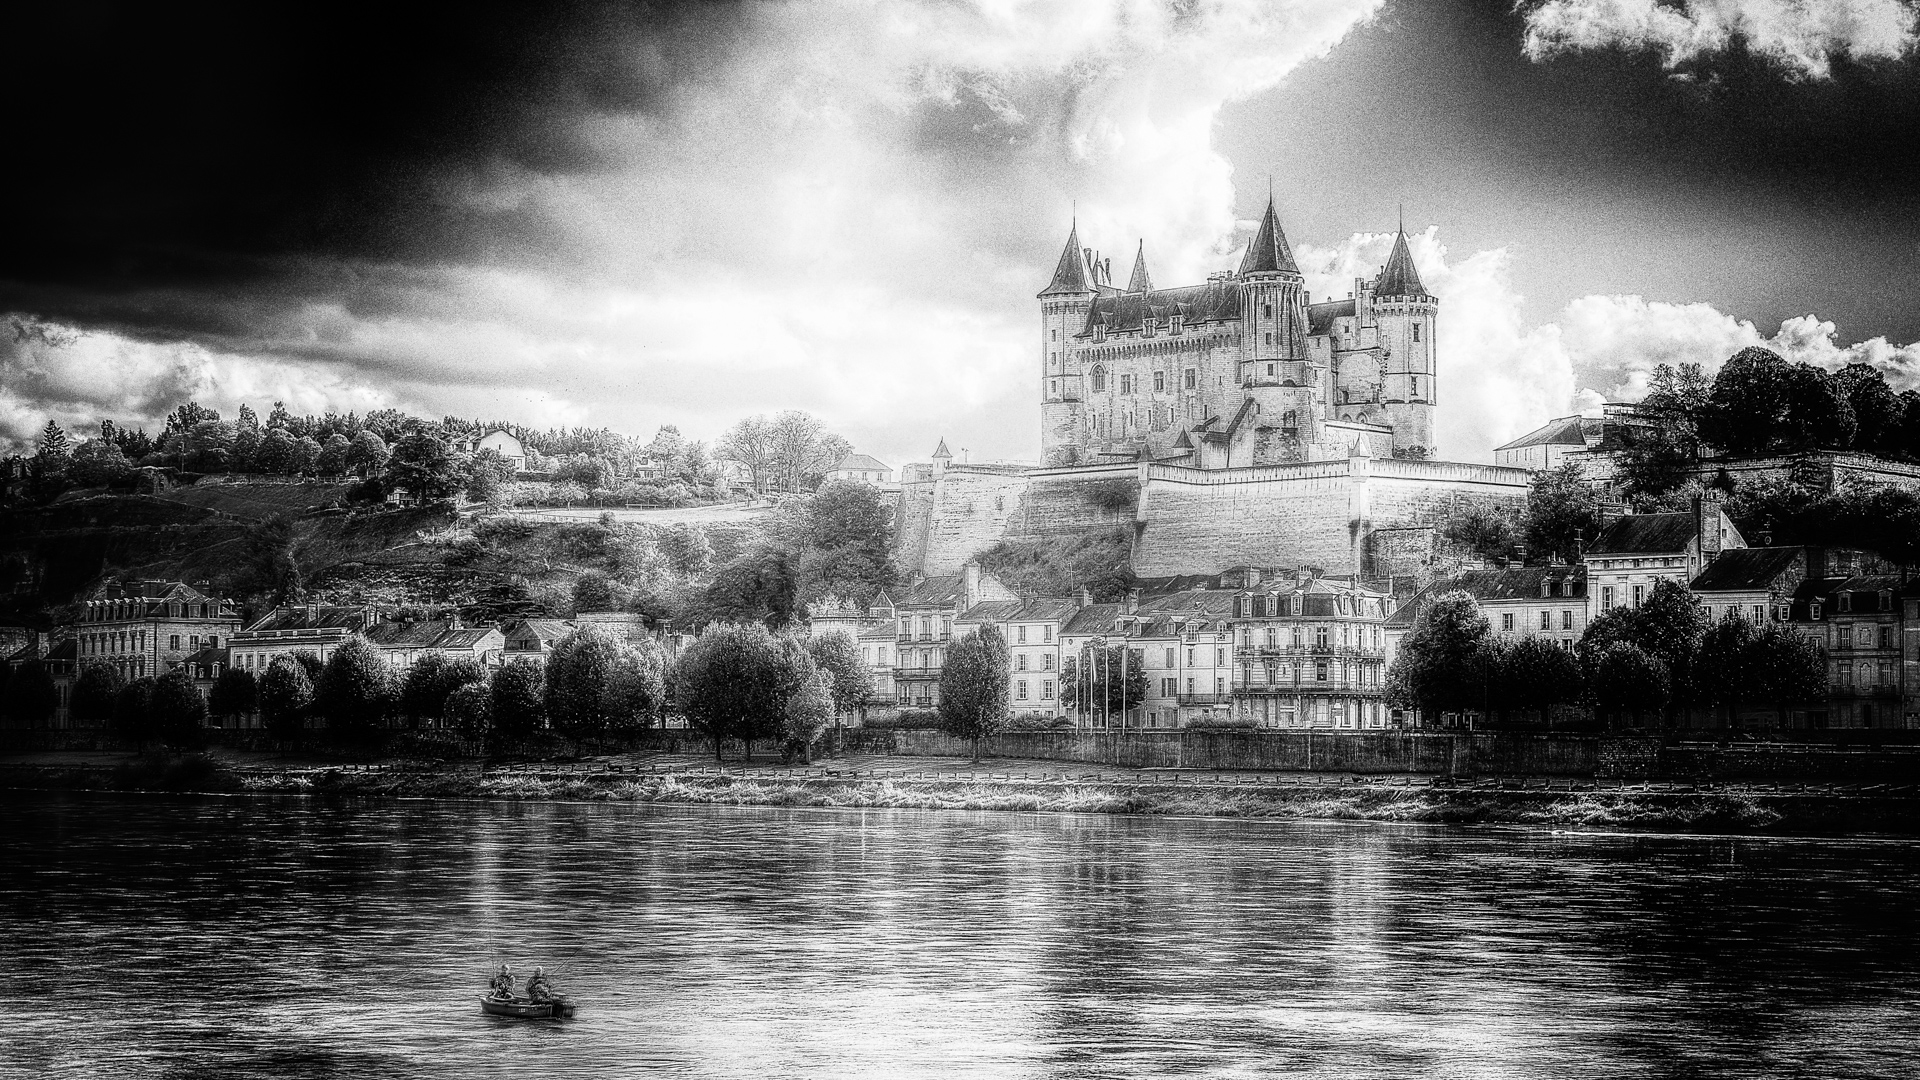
top-left (487, 964), bottom-right (515, 1000)
top-left (525, 967), bottom-right (554, 1003)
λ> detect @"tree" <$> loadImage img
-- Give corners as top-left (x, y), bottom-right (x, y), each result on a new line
top-left (797, 481), bottom-right (896, 606)
top-left (34, 421), bottom-right (72, 476)
top-left (1587, 642), bottom-right (1670, 728)
top-left (545, 625), bottom-right (666, 750)
top-left (315, 635), bottom-right (395, 737)
top-left (347, 430), bottom-right (391, 476)
top-left (384, 432), bottom-right (468, 502)
top-left (672, 622), bottom-right (790, 762)
top-left (779, 639), bottom-right (834, 763)
top-left (467, 448), bottom-right (514, 502)
top-left (938, 625), bottom-right (1011, 761)
top-left (1832, 363), bottom-right (1903, 457)
top-left (70, 663), bottom-right (126, 727)
top-left (1700, 348), bottom-right (1855, 456)
top-left (290, 435), bottom-right (323, 475)
top-left (150, 668), bottom-right (207, 748)
top-left (806, 631), bottom-right (874, 724)
top-left (445, 681), bottom-right (492, 743)
top-left (489, 660), bottom-right (547, 741)
top-left (1576, 580), bottom-right (1705, 725)
top-left (1522, 464), bottom-right (1601, 563)
top-left (8, 660), bottom-right (58, 729)
top-left (1386, 592), bottom-right (1495, 721)
top-left (659, 522), bottom-right (713, 575)
top-left (767, 410), bottom-right (850, 493)
top-left (719, 414), bottom-right (777, 493)
top-left (1489, 636), bottom-right (1583, 725)
top-left (1059, 644), bottom-right (1149, 720)
top-left (694, 550), bottom-right (800, 629)
top-left (254, 427), bottom-right (298, 474)
top-left (1750, 623), bottom-right (1827, 728)
top-left (208, 668), bottom-right (258, 725)
top-left (69, 439), bottom-right (133, 487)
top-left (259, 655), bottom-right (314, 743)
top-left (185, 419), bottom-right (237, 473)
top-left (164, 401), bottom-right (219, 435)
top-left (572, 573), bottom-right (617, 615)
top-left (400, 654), bottom-right (486, 728)
top-left (316, 432), bottom-right (352, 476)
top-left (1441, 504), bottom-right (1518, 565)
top-left (111, 677), bottom-right (156, 742)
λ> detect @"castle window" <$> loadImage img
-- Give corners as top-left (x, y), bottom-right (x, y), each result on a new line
top-left (1184, 368), bottom-right (1197, 390)
top-left (1052, 329), bottom-right (1058, 341)
top-left (1265, 332), bottom-right (1274, 346)
top-left (1412, 324), bottom-right (1421, 343)
top-left (1143, 319), bottom-right (1156, 338)
top-left (1266, 363), bottom-right (1275, 377)
top-left (1050, 379), bottom-right (1059, 397)
top-left (1092, 367), bottom-right (1107, 392)
top-left (1154, 371), bottom-right (1166, 392)
top-left (1094, 323), bottom-right (1106, 343)
top-left (1171, 315), bottom-right (1184, 335)
top-left (1282, 409), bottom-right (1298, 432)
top-left (1263, 304), bottom-right (1272, 319)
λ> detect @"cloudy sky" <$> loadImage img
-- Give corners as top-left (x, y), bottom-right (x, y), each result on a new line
top-left (3, 0), bottom-right (1918, 465)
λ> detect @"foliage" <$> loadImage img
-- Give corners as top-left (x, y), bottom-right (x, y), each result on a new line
top-left (488, 659), bottom-right (547, 740)
top-left (70, 663), bottom-right (126, 726)
top-left (208, 667), bottom-right (258, 722)
top-left (150, 668), bottom-right (208, 748)
top-left (720, 410), bottom-right (849, 493)
top-left (671, 622), bottom-right (791, 760)
top-left (8, 660), bottom-right (59, 728)
top-left (1386, 592), bottom-right (1493, 717)
top-left (1488, 636), bottom-right (1584, 719)
top-left (259, 656), bottom-right (314, 741)
top-left (861, 709), bottom-right (944, 730)
top-left (400, 653), bottom-right (486, 728)
top-left (692, 549), bottom-right (800, 629)
top-left (315, 635), bottom-right (396, 735)
top-left (978, 527), bottom-right (1136, 603)
top-left (445, 681), bottom-right (492, 741)
top-left (1083, 478), bottom-right (1139, 511)
top-left (1699, 348), bottom-right (1855, 457)
top-left (1059, 644), bottom-right (1150, 716)
top-left (1521, 464), bottom-right (1601, 563)
top-left (795, 481), bottom-right (896, 607)
top-left (1696, 617), bottom-right (1826, 724)
top-left (806, 630), bottom-right (874, 718)
top-left (545, 624), bottom-right (666, 746)
top-left (658, 523), bottom-right (713, 575)
top-left (70, 439), bottom-right (133, 487)
top-left (1439, 504), bottom-right (1518, 565)
top-left (1587, 642), bottom-right (1670, 722)
top-left (938, 625), bottom-right (1011, 759)
top-left (384, 433), bottom-right (469, 502)
top-left (779, 641), bottom-right (834, 760)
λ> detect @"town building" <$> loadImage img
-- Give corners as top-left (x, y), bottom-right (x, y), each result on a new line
top-left (1060, 588), bottom-right (1239, 729)
top-left (1805, 575), bottom-right (1908, 729)
top-left (73, 579), bottom-right (242, 681)
top-left (464, 427), bottom-right (528, 472)
top-left (503, 618), bottom-right (573, 660)
top-left (1040, 199), bottom-right (1438, 467)
top-left (1491, 415), bottom-right (1606, 471)
top-left (954, 597), bottom-right (1080, 720)
top-left (364, 615), bottom-right (505, 669)
top-left (228, 604), bottom-right (382, 674)
top-left (1584, 498), bottom-right (1745, 613)
top-left (1389, 566), bottom-right (1588, 654)
top-left (878, 564), bottom-right (1015, 709)
top-left (1227, 571), bottom-right (1395, 730)
top-left (826, 453), bottom-right (894, 485)
top-left (1687, 547), bottom-right (1811, 625)
top-left (855, 623), bottom-right (896, 714)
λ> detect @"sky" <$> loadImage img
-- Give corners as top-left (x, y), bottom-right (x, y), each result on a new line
top-left (2, 0), bottom-right (1917, 466)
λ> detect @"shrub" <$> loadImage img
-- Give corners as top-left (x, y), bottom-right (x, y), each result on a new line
top-left (864, 709), bottom-right (944, 730)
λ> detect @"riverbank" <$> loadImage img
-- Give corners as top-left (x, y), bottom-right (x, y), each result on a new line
top-left (6, 751), bottom-right (1920, 834)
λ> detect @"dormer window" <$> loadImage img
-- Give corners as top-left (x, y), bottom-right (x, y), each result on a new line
top-left (1170, 314), bottom-right (1185, 335)
top-left (1540, 580), bottom-right (1553, 599)
top-left (1093, 322), bottom-right (1107, 343)
top-left (1839, 594), bottom-right (1852, 613)
top-left (1143, 318), bottom-right (1156, 338)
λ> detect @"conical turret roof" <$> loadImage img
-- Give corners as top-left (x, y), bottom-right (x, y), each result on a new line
top-left (1039, 221), bottom-right (1092, 297)
top-left (1374, 227), bottom-right (1429, 298)
top-left (932, 438), bottom-right (952, 459)
top-left (1127, 240), bottom-right (1152, 293)
top-left (1236, 196), bottom-right (1300, 277)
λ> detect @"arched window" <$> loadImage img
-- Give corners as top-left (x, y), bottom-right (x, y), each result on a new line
top-left (1091, 366), bottom-right (1107, 392)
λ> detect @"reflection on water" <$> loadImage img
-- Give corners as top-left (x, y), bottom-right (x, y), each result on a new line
top-left (2, 792), bottom-right (1918, 1078)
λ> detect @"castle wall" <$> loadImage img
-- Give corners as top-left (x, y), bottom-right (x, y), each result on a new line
top-left (1132, 462), bottom-right (1358, 575)
top-left (916, 468), bottom-right (1034, 576)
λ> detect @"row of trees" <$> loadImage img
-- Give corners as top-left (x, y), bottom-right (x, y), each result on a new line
top-left (1389, 580), bottom-right (1827, 729)
top-left (718, 410), bottom-right (852, 495)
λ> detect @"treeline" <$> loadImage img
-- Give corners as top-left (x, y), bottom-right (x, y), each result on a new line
top-left (1389, 580), bottom-right (1827, 729)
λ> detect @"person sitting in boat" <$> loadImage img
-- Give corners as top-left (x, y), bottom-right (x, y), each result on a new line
top-left (487, 964), bottom-right (515, 1000)
top-left (525, 968), bottom-right (554, 1003)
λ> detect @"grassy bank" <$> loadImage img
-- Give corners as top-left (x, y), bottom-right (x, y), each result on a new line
top-left (8, 756), bottom-right (1918, 834)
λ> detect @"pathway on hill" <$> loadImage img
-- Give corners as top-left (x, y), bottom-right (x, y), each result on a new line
top-left (503, 503), bottom-right (773, 525)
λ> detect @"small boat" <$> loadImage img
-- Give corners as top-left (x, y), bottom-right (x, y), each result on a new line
top-left (480, 995), bottom-right (574, 1019)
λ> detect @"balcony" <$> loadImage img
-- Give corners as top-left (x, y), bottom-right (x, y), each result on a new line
top-left (1234, 683), bottom-right (1387, 698)
top-left (894, 666), bottom-right (943, 680)
top-left (1177, 692), bottom-right (1234, 706)
top-left (1247, 644), bottom-right (1383, 659)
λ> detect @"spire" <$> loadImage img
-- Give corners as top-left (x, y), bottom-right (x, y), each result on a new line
top-left (1039, 219), bottom-right (1092, 297)
top-left (1236, 196), bottom-right (1300, 277)
top-left (1127, 240), bottom-right (1152, 293)
top-left (1374, 225), bottom-right (1428, 298)
top-left (932, 438), bottom-right (952, 459)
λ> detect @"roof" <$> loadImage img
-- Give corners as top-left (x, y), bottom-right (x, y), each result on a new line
top-left (831, 453), bottom-right (891, 473)
top-left (1237, 197), bottom-right (1300, 276)
top-left (433, 628), bottom-right (499, 651)
top-left (932, 439), bottom-right (952, 459)
top-left (1082, 279), bottom-right (1245, 336)
top-left (894, 575), bottom-right (965, 608)
top-left (1038, 221), bottom-right (1091, 297)
top-left (1307, 299), bottom-right (1356, 335)
top-left (1690, 547), bottom-right (1804, 592)
top-left (241, 605), bottom-right (374, 634)
top-left (955, 598), bottom-right (1083, 626)
top-left (180, 645), bottom-right (228, 668)
top-left (1373, 229), bottom-right (1429, 298)
top-left (364, 618), bottom-right (461, 649)
top-left (1127, 241), bottom-right (1152, 293)
top-left (506, 618), bottom-right (573, 643)
top-left (1390, 568), bottom-right (1587, 628)
top-left (1060, 590), bottom-right (1240, 638)
top-left (1494, 415), bottom-right (1599, 453)
top-left (1588, 513), bottom-right (1697, 556)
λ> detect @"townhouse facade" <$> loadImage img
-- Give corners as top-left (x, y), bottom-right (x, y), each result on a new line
top-left (1227, 572), bottom-right (1394, 730)
top-left (73, 580), bottom-right (242, 680)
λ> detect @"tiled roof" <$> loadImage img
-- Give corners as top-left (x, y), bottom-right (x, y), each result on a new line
top-left (1588, 513), bottom-right (1696, 555)
top-left (956, 597), bottom-right (1084, 626)
top-left (365, 619), bottom-right (460, 648)
top-left (1082, 279), bottom-right (1245, 335)
top-left (1307, 299), bottom-right (1356, 335)
top-left (507, 619), bottom-right (573, 643)
top-left (1390, 568), bottom-right (1586, 628)
top-left (242, 605), bottom-right (375, 633)
top-left (1690, 547), bottom-right (1804, 592)
top-left (433, 628), bottom-right (498, 651)
top-left (180, 646), bottom-right (228, 667)
top-left (1494, 415), bottom-right (1597, 452)
top-left (1039, 222), bottom-right (1092, 297)
top-left (894, 575), bottom-right (965, 608)
top-left (1238, 197), bottom-right (1300, 276)
top-left (831, 453), bottom-right (891, 473)
top-left (1373, 229), bottom-right (1429, 298)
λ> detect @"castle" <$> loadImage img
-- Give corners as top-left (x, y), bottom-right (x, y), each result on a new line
top-left (1039, 198), bottom-right (1437, 468)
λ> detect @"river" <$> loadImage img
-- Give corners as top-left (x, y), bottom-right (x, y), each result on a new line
top-left (2, 792), bottom-right (1917, 1078)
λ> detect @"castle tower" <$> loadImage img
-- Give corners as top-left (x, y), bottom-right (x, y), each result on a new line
top-left (1039, 221), bottom-right (1095, 465)
top-left (1372, 225), bottom-right (1437, 455)
top-left (1236, 197), bottom-right (1319, 458)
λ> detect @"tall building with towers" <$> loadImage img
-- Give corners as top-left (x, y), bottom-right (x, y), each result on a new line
top-left (1038, 198), bottom-right (1437, 468)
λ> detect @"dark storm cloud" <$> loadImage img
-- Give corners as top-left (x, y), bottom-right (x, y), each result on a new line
top-left (0, 0), bottom-right (740, 312)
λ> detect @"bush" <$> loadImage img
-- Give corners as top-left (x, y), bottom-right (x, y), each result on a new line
top-left (863, 709), bottom-right (944, 730)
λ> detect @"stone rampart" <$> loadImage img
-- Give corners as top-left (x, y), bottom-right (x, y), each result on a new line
top-left (917, 469), bottom-right (1037, 576)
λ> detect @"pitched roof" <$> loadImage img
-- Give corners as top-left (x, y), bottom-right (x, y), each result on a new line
top-left (831, 453), bottom-right (891, 473)
top-left (1082, 279), bottom-right (1245, 336)
top-left (1307, 299), bottom-right (1356, 335)
top-left (1127, 241), bottom-right (1152, 293)
top-left (1690, 547), bottom-right (1805, 592)
top-left (1494, 415), bottom-right (1600, 452)
top-left (364, 618), bottom-right (461, 649)
top-left (1390, 568), bottom-right (1587, 628)
top-left (241, 605), bottom-right (375, 634)
top-left (506, 618), bottom-right (573, 644)
top-left (956, 598), bottom-right (1083, 626)
top-left (180, 645), bottom-right (228, 668)
top-left (1038, 221), bottom-right (1092, 297)
top-left (1237, 197), bottom-right (1301, 276)
top-left (932, 439), bottom-right (952, 459)
top-left (895, 575), bottom-right (965, 608)
top-left (1588, 513), bottom-right (1697, 555)
top-left (1373, 229), bottom-right (1429, 298)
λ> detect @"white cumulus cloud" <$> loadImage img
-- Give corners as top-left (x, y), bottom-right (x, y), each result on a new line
top-left (1519, 0), bottom-right (1919, 78)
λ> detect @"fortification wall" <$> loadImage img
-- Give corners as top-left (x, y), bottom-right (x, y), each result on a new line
top-left (1132, 462), bottom-right (1357, 575)
top-left (917, 469), bottom-right (1034, 576)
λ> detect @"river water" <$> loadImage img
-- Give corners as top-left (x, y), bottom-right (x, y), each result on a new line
top-left (3, 793), bottom-right (1918, 1079)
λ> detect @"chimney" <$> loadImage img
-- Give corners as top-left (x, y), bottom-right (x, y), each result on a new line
top-left (1244, 567), bottom-right (1262, 589)
top-left (306, 600), bottom-right (321, 623)
top-left (1125, 588), bottom-right (1140, 615)
top-left (963, 562), bottom-right (981, 610)
top-left (1078, 585), bottom-right (1093, 609)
